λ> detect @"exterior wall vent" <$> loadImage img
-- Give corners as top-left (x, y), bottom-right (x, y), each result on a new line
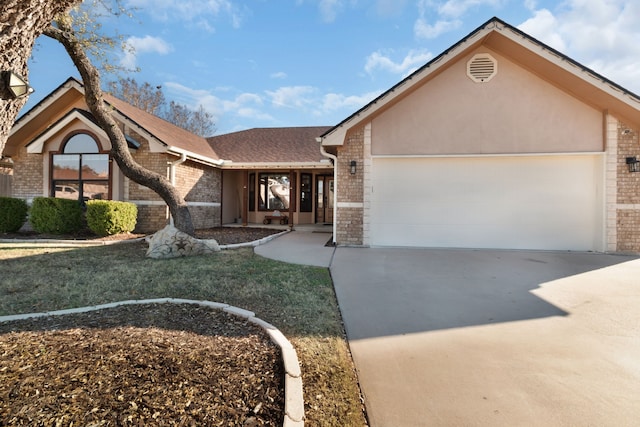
top-left (467, 53), bottom-right (497, 83)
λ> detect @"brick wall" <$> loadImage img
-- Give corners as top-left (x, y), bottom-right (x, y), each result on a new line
top-left (0, 161), bottom-right (12, 197)
top-left (615, 121), bottom-right (640, 252)
top-left (176, 160), bottom-right (222, 229)
top-left (335, 126), bottom-right (365, 245)
top-left (11, 146), bottom-right (43, 200)
top-left (135, 205), bottom-right (168, 233)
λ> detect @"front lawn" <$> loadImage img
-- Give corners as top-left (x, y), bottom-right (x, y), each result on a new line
top-left (0, 242), bottom-right (366, 426)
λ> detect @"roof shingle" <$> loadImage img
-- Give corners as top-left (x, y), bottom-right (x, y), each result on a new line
top-left (208, 126), bottom-right (331, 164)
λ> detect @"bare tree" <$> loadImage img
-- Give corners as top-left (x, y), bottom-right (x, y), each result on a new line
top-left (0, 0), bottom-right (81, 157)
top-left (106, 78), bottom-right (166, 115)
top-left (108, 78), bottom-right (216, 137)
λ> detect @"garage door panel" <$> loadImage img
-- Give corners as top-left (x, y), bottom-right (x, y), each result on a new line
top-left (370, 156), bottom-right (602, 250)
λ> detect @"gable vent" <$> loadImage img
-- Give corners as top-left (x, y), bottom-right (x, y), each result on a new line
top-left (467, 53), bottom-right (497, 83)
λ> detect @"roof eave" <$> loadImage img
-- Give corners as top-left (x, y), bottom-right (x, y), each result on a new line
top-left (167, 146), bottom-right (224, 167)
top-left (220, 161), bottom-right (332, 170)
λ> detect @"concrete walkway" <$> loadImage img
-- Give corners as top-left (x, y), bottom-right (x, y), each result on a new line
top-left (254, 229), bottom-right (335, 267)
top-left (256, 235), bottom-right (640, 426)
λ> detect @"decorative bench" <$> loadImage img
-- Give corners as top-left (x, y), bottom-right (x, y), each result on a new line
top-left (263, 214), bottom-right (289, 225)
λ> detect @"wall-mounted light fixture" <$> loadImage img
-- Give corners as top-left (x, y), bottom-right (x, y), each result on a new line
top-left (350, 160), bottom-right (357, 175)
top-left (3, 71), bottom-right (34, 99)
top-left (626, 157), bottom-right (640, 173)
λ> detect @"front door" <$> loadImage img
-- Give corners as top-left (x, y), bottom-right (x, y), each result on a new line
top-left (316, 175), bottom-right (334, 224)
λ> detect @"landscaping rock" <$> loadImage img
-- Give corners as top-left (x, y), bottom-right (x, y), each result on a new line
top-left (145, 224), bottom-right (220, 259)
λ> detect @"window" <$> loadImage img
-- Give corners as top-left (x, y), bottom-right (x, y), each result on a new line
top-left (248, 173), bottom-right (255, 211)
top-left (259, 173), bottom-right (290, 211)
top-left (52, 133), bottom-right (109, 203)
top-left (300, 173), bottom-right (312, 212)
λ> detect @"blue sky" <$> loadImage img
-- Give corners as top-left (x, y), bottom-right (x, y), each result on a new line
top-left (25, 0), bottom-right (640, 135)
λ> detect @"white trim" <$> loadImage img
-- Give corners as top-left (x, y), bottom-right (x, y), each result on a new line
top-left (128, 200), bottom-right (167, 206)
top-left (220, 161), bottom-right (331, 169)
top-left (186, 202), bottom-right (221, 207)
top-left (168, 147), bottom-right (224, 167)
top-left (605, 114), bottom-right (619, 252)
top-left (319, 143), bottom-right (338, 243)
top-left (337, 202), bottom-right (363, 208)
top-left (128, 200), bottom-right (221, 207)
top-left (616, 204), bottom-right (640, 209)
top-left (10, 79), bottom-right (84, 136)
top-left (371, 151), bottom-right (605, 159)
top-left (26, 110), bottom-right (108, 154)
top-left (363, 122), bottom-right (373, 246)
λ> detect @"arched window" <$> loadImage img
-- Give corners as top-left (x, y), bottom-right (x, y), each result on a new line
top-left (52, 133), bottom-right (109, 203)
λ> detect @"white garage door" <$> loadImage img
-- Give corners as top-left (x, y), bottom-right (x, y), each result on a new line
top-left (370, 155), bottom-right (603, 251)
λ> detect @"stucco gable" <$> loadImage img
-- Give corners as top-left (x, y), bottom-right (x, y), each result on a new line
top-left (371, 46), bottom-right (604, 155)
top-left (320, 17), bottom-right (640, 148)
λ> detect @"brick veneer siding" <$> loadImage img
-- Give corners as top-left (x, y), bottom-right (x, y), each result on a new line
top-left (175, 160), bottom-right (222, 229)
top-left (615, 120), bottom-right (640, 252)
top-left (11, 146), bottom-right (43, 200)
top-left (135, 205), bottom-right (168, 233)
top-left (335, 126), bottom-right (365, 245)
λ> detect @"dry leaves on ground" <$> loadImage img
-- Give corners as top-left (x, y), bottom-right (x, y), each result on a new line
top-left (0, 304), bottom-right (284, 426)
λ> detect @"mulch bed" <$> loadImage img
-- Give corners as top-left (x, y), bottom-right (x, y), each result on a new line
top-left (0, 304), bottom-right (284, 426)
top-left (0, 228), bottom-right (289, 426)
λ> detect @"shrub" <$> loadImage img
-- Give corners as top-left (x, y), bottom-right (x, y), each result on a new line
top-left (86, 200), bottom-right (138, 236)
top-left (0, 197), bottom-right (28, 233)
top-left (29, 197), bottom-right (83, 234)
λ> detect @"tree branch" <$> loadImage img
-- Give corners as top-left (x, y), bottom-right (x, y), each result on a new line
top-left (43, 23), bottom-right (195, 235)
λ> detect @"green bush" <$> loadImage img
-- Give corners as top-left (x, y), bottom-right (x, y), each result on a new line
top-left (86, 200), bottom-right (138, 236)
top-left (0, 197), bottom-right (28, 233)
top-left (29, 197), bottom-right (83, 234)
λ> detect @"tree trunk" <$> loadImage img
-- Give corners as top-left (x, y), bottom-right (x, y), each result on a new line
top-left (0, 0), bottom-right (80, 157)
top-left (44, 24), bottom-right (195, 236)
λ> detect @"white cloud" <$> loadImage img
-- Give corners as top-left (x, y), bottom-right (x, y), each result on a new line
top-left (374, 0), bottom-right (407, 17)
top-left (125, 0), bottom-right (242, 30)
top-left (162, 82), bottom-right (272, 126)
top-left (437, 0), bottom-right (504, 18)
top-left (121, 36), bottom-right (172, 69)
top-left (414, 18), bottom-right (461, 39)
top-left (518, 0), bottom-right (640, 94)
top-left (518, 9), bottom-right (566, 52)
top-left (319, 0), bottom-right (343, 23)
top-left (266, 86), bottom-right (317, 108)
top-left (270, 72), bottom-right (288, 79)
top-left (413, 0), bottom-right (502, 39)
top-left (319, 91), bottom-right (381, 114)
top-left (365, 49), bottom-right (433, 76)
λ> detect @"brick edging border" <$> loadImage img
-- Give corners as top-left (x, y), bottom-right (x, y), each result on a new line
top-left (0, 298), bottom-right (305, 426)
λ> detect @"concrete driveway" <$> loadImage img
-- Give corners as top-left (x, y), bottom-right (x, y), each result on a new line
top-left (330, 248), bottom-right (640, 427)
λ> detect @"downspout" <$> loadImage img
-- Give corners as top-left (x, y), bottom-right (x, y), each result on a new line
top-left (168, 152), bottom-right (187, 226)
top-left (319, 139), bottom-right (337, 245)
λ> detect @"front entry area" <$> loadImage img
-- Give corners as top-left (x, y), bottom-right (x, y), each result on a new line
top-left (221, 169), bottom-right (334, 226)
top-left (316, 175), bottom-right (334, 224)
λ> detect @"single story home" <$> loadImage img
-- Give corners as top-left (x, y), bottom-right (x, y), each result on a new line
top-left (4, 77), bottom-right (333, 232)
top-left (319, 17), bottom-right (640, 253)
top-left (4, 16), bottom-right (640, 253)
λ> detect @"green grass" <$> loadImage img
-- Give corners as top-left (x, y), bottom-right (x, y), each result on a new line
top-left (0, 242), bottom-right (366, 426)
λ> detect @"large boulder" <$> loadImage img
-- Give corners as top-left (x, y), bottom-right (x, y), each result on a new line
top-left (146, 224), bottom-right (220, 259)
